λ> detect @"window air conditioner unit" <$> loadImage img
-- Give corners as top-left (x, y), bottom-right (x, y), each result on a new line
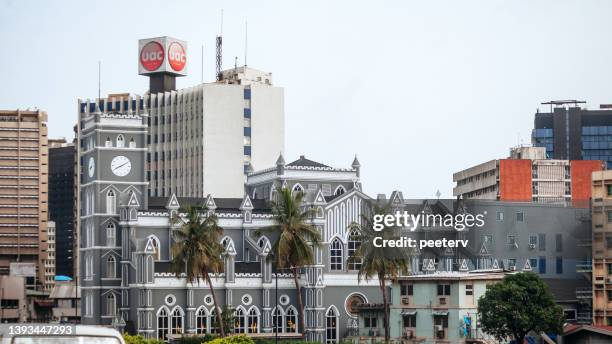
top-left (435, 325), bottom-right (443, 332)
top-left (439, 297), bottom-right (447, 305)
top-left (401, 297), bottom-right (410, 305)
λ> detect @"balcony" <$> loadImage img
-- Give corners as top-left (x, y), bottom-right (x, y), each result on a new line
top-left (576, 261), bottom-right (592, 273)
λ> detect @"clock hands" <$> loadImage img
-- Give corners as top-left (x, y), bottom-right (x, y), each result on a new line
top-left (113, 161), bottom-right (130, 170)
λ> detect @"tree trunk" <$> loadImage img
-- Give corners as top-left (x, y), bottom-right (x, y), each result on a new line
top-left (292, 267), bottom-right (306, 339)
top-left (379, 276), bottom-right (389, 343)
top-left (205, 270), bottom-right (226, 337)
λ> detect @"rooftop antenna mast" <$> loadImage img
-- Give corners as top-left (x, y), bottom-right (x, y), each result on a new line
top-left (201, 44), bottom-right (204, 83)
top-left (216, 9), bottom-right (223, 81)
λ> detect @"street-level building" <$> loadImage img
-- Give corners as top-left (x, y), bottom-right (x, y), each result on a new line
top-left (353, 271), bottom-right (505, 343)
top-left (0, 109), bottom-right (50, 291)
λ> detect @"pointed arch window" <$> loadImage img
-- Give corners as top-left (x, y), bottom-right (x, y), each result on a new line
top-left (157, 308), bottom-right (169, 340)
top-left (292, 184), bottom-right (303, 196)
top-left (272, 307), bottom-right (282, 333)
top-left (330, 238), bottom-right (343, 271)
top-left (116, 135), bottom-right (124, 148)
top-left (285, 306), bottom-right (298, 333)
top-left (106, 256), bottom-right (116, 278)
top-left (196, 307), bottom-right (209, 334)
top-left (105, 137), bottom-right (112, 147)
top-left (170, 307), bottom-right (183, 336)
top-left (107, 190), bottom-right (116, 214)
top-left (247, 307), bottom-right (260, 333)
top-left (334, 185), bottom-right (346, 196)
top-left (106, 293), bottom-right (116, 316)
top-left (326, 307), bottom-right (338, 343)
top-left (129, 137), bottom-right (136, 148)
top-left (106, 223), bottom-right (116, 247)
top-left (210, 308), bottom-right (219, 334)
top-left (148, 235), bottom-right (161, 261)
top-left (235, 307), bottom-right (246, 333)
top-left (347, 229), bottom-right (362, 270)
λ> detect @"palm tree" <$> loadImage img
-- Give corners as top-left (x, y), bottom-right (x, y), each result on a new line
top-left (347, 203), bottom-right (410, 343)
top-left (261, 187), bottom-right (321, 338)
top-left (171, 205), bottom-right (226, 337)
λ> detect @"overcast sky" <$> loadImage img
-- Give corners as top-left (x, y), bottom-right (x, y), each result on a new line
top-left (1, 0), bottom-right (611, 198)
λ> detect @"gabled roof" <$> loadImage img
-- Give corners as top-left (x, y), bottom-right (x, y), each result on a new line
top-left (287, 155), bottom-right (329, 168)
top-left (564, 324), bottom-right (612, 337)
top-left (148, 197), bottom-right (271, 213)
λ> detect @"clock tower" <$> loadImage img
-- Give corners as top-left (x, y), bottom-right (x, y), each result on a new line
top-left (77, 98), bottom-right (149, 326)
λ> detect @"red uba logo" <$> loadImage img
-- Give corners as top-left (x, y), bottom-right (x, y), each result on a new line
top-left (168, 42), bottom-right (186, 71)
top-left (140, 41), bottom-right (164, 71)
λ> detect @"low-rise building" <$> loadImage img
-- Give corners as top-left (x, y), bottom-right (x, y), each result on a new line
top-left (353, 271), bottom-right (505, 343)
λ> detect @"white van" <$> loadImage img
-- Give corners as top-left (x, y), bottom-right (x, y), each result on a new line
top-left (0, 325), bottom-right (125, 344)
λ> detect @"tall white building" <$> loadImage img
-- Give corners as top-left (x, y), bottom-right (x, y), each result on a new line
top-left (80, 66), bottom-right (284, 199)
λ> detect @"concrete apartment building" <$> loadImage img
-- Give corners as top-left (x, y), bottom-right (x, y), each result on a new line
top-left (590, 170), bottom-right (612, 326)
top-left (453, 146), bottom-right (603, 205)
top-left (354, 271), bottom-right (506, 343)
top-left (0, 109), bottom-right (50, 292)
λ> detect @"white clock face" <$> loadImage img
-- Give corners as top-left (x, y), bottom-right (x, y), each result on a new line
top-left (88, 157), bottom-right (95, 178)
top-left (110, 156), bottom-right (131, 177)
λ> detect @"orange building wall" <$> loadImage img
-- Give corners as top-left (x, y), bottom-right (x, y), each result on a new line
top-left (499, 159), bottom-right (532, 201)
top-left (571, 160), bottom-right (604, 207)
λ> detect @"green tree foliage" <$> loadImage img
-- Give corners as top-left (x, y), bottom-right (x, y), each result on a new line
top-left (206, 334), bottom-right (255, 344)
top-left (477, 272), bottom-right (564, 344)
top-left (171, 205), bottom-right (226, 337)
top-left (260, 187), bottom-right (322, 338)
top-left (347, 203), bottom-right (410, 343)
top-left (122, 333), bottom-right (164, 344)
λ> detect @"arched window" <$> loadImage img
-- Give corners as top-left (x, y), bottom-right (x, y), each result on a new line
top-left (106, 190), bottom-right (116, 214)
top-left (116, 135), bottom-right (124, 148)
top-left (129, 137), bottom-right (136, 148)
top-left (285, 306), bottom-right (298, 333)
top-left (87, 222), bottom-right (94, 247)
top-left (209, 307), bottom-right (219, 334)
top-left (106, 223), bottom-right (116, 247)
top-left (247, 307), bottom-right (260, 333)
top-left (105, 137), bottom-right (112, 147)
top-left (330, 238), bottom-right (343, 271)
top-left (347, 229), bottom-right (362, 270)
top-left (257, 237), bottom-right (269, 250)
top-left (196, 307), bottom-right (208, 334)
top-left (292, 184), bottom-right (303, 196)
top-left (171, 307), bottom-right (183, 336)
top-left (157, 308), bottom-right (169, 340)
top-left (326, 307), bottom-right (338, 344)
top-left (106, 293), bottom-right (116, 316)
top-left (334, 185), bottom-right (346, 196)
top-left (235, 307), bottom-right (246, 333)
top-left (148, 235), bottom-right (161, 261)
top-left (106, 256), bottom-right (116, 278)
top-left (271, 307), bottom-right (282, 333)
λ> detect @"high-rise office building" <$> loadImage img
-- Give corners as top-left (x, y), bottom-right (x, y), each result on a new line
top-left (49, 139), bottom-right (75, 278)
top-left (453, 146), bottom-right (603, 205)
top-left (78, 37), bottom-right (284, 199)
top-left (0, 109), bottom-right (49, 291)
top-left (532, 100), bottom-right (612, 167)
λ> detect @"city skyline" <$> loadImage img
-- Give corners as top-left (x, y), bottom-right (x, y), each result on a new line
top-left (2, 0), bottom-right (612, 198)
